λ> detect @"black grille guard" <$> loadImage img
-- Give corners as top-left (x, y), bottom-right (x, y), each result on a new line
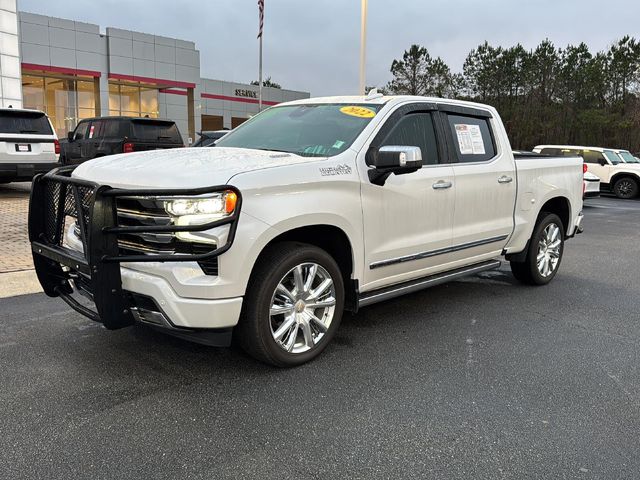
top-left (28, 165), bottom-right (242, 329)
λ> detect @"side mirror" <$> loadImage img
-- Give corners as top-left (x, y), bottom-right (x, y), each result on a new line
top-left (67, 131), bottom-right (74, 142)
top-left (368, 146), bottom-right (422, 186)
top-left (598, 159), bottom-right (607, 166)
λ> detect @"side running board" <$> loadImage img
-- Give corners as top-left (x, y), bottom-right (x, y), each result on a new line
top-left (358, 260), bottom-right (502, 308)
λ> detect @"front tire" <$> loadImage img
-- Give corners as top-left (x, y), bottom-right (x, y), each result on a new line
top-left (510, 212), bottom-right (565, 286)
top-left (613, 177), bottom-right (639, 199)
top-left (236, 242), bottom-right (345, 367)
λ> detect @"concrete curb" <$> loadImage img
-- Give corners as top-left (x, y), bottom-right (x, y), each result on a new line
top-left (0, 269), bottom-right (43, 299)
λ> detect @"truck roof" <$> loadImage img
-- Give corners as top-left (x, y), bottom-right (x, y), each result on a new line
top-left (534, 145), bottom-right (616, 153)
top-left (0, 106), bottom-right (48, 114)
top-left (279, 95), bottom-right (496, 112)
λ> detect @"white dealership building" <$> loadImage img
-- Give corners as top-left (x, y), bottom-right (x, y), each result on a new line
top-left (0, 1), bottom-right (309, 143)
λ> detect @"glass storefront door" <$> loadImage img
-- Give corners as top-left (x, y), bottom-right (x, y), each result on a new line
top-left (108, 83), bottom-right (158, 117)
top-left (21, 73), bottom-right (98, 138)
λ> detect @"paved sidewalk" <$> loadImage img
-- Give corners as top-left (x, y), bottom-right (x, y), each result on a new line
top-left (0, 182), bottom-right (33, 274)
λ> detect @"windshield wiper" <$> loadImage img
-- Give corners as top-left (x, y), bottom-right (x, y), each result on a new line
top-left (20, 129), bottom-right (39, 133)
top-left (255, 148), bottom-right (295, 154)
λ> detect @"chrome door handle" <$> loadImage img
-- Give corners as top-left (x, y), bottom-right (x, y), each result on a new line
top-left (498, 175), bottom-right (513, 184)
top-left (432, 180), bottom-right (453, 190)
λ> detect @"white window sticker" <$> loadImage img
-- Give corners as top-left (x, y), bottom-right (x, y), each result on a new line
top-left (454, 124), bottom-right (486, 155)
top-left (468, 124), bottom-right (486, 155)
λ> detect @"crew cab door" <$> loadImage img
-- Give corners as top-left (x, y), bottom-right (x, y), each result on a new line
top-left (65, 120), bottom-right (89, 163)
top-left (442, 107), bottom-right (517, 257)
top-left (359, 103), bottom-right (455, 291)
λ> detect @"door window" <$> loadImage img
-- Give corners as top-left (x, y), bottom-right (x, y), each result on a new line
top-left (446, 114), bottom-right (496, 163)
top-left (73, 121), bottom-right (89, 141)
top-left (88, 120), bottom-right (104, 139)
top-left (380, 113), bottom-right (440, 165)
top-left (581, 150), bottom-right (606, 164)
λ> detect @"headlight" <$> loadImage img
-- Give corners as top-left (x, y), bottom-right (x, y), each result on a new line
top-left (163, 191), bottom-right (238, 244)
top-left (164, 191), bottom-right (237, 221)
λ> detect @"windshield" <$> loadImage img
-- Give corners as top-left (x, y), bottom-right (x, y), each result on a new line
top-left (617, 151), bottom-right (639, 163)
top-left (603, 150), bottom-right (621, 165)
top-left (216, 103), bottom-right (382, 157)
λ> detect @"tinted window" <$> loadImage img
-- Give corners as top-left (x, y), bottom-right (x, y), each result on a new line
top-left (73, 121), bottom-right (89, 140)
top-left (540, 148), bottom-right (560, 155)
top-left (541, 148), bottom-right (581, 157)
top-left (131, 120), bottom-right (181, 143)
top-left (559, 148), bottom-right (581, 156)
top-left (101, 120), bottom-right (121, 138)
top-left (89, 120), bottom-right (104, 138)
top-left (581, 150), bottom-right (606, 164)
top-left (380, 113), bottom-right (439, 165)
top-left (0, 110), bottom-right (53, 135)
top-left (446, 114), bottom-right (496, 163)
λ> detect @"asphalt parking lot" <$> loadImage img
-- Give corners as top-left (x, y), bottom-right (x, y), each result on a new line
top-left (0, 194), bottom-right (639, 479)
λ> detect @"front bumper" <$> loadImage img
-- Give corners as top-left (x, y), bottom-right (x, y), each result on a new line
top-left (120, 265), bottom-right (243, 329)
top-left (28, 166), bottom-right (243, 343)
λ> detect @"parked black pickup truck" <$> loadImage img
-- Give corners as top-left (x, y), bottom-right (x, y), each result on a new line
top-left (60, 117), bottom-right (183, 165)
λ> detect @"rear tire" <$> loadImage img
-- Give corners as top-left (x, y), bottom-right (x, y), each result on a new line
top-left (236, 241), bottom-right (345, 367)
top-left (510, 212), bottom-right (565, 286)
top-left (613, 177), bottom-right (639, 199)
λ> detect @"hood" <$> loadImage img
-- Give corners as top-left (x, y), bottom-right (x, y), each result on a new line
top-left (72, 147), bottom-right (318, 188)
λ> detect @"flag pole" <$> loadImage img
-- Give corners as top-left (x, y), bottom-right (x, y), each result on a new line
top-left (359, 0), bottom-right (368, 95)
top-left (258, 0), bottom-right (264, 111)
top-left (259, 34), bottom-right (263, 111)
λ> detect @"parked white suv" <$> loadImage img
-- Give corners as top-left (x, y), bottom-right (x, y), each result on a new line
top-left (30, 96), bottom-right (583, 366)
top-left (0, 107), bottom-right (60, 183)
top-left (534, 145), bottom-right (640, 199)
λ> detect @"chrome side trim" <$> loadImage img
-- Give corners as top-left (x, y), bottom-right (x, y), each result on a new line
top-left (359, 260), bottom-right (501, 308)
top-left (370, 235), bottom-right (508, 270)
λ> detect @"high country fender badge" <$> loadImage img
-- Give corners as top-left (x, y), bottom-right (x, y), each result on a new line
top-left (319, 164), bottom-right (352, 176)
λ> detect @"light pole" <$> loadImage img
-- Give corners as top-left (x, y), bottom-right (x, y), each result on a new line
top-left (359, 0), bottom-right (368, 95)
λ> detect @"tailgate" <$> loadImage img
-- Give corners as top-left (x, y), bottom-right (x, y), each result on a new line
top-left (0, 136), bottom-right (57, 163)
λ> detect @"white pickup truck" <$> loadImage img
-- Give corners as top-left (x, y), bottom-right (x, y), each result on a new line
top-left (29, 95), bottom-right (583, 366)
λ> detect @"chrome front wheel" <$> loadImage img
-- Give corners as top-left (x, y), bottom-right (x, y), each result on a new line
top-left (270, 263), bottom-right (337, 354)
top-left (237, 242), bottom-right (345, 367)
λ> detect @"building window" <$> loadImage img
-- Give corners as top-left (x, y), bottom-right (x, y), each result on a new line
top-left (22, 73), bottom-right (97, 138)
top-left (109, 83), bottom-right (158, 117)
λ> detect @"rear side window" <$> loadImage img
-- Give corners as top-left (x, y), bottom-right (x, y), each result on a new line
top-left (446, 114), bottom-right (496, 163)
top-left (540, 148), bottom-right (581, 157)
top-left (540, 148), bottom-right (560, 156)
top-left (100, 120), bottom-right (121, 138)
top-left (380, 113), bottom-right (440, 165)
top-left (131, 120), bottom-right (181, 142)
top-left (582, 150), bottom-right (606, 164)
top-left (0, 110), bottom-right (53, 135)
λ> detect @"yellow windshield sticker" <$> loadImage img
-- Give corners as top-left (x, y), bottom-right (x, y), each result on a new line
top-left (340, 106), bottom-right (376, 118)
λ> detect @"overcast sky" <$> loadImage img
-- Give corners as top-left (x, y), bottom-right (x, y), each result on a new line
top-left (19, 0), bottom-right (640, 95)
